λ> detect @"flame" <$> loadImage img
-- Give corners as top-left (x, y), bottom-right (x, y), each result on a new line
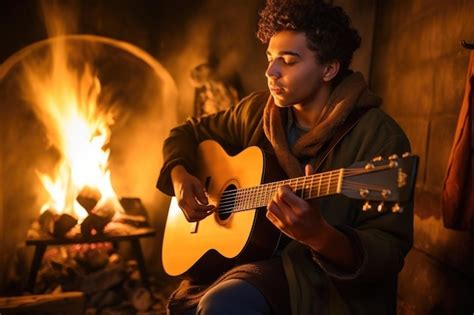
top-left (22, 37), bottom-right (123, 221)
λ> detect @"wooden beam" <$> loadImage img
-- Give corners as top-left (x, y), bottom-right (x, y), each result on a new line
top-left (0, 292), bottom-right (85, 315)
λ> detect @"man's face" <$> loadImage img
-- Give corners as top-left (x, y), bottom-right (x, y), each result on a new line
top-left (265, 31), bottom-right (326, 107)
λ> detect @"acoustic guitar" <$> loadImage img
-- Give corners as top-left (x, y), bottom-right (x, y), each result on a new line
top-left (162, 140), bottom-right (418, 278)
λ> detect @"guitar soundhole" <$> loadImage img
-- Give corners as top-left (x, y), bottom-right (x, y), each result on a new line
top-left (217, 184), bottom-right (237, 221)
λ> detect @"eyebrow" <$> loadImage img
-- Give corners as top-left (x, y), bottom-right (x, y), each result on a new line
top-left (266, 50), bottom-right (301, 58)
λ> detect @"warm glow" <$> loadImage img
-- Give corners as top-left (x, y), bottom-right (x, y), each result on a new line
top-left (23, 37), bottom-right (123, 221)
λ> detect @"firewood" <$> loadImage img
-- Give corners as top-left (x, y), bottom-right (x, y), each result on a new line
top-left (77, 186), bottom-right (102, 212)
top-left (78, 265), bottom-right (127, 294)
top-left (39, 209), bottom-right (56, 234)
top-left (130, 286), bottom-right (153, 312)
top-left (89, 289), bottom-right (121, 309)
top-left (53, 214), bottom-right (78, 238)
top-left (120, 198), bottom-right (149, 220)
top-left (0, 292), bottom-right (85, 315)
top-left (113, 213), bottom-right (148, 227)
top-left (81, 214), bottom-right (110, 237)
top-left (76, 248), bottom-right (109, 271)
top-left (92, 204), bottom-right (115, 221)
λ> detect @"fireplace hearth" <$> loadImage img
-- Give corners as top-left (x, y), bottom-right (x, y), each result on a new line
top-left (26, 197), bottom-right (155, 291)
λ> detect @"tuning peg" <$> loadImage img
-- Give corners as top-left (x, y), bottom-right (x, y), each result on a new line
top-left (372, 156), bottom-right (383, 162)
top-left (389, 160), bottom-right (398, 168)
top-left (362, 201), bottom-right (372, 211)
top-left (359, 189), bottom-right (369, 198)
top-left (388, 161), bottom-right (398, 168)
top-left (377, 201), bottom-right (385, 212)
top-left (392, 203), bottom-right (404, 213)
top-left (365, 162), bottom-right (375, 170)
top-left (381, 189), bottom-right (391, 199)
top-left (402, 152), bottom-right (411, 158)
top-left (388, 154), bottom-right (399, 160)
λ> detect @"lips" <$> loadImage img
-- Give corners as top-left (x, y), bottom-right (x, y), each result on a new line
top-left (269, 85), bottom-right (284, 95)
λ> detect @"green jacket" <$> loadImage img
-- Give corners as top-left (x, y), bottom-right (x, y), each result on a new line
top-left (157, 91), bottom-right (413, 315)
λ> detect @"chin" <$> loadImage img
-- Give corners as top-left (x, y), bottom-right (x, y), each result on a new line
top-left (272, 95), bottom-right (291, 108)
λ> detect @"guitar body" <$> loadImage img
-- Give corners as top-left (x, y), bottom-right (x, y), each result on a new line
top-left (162, 140), bottom-right (283, 280)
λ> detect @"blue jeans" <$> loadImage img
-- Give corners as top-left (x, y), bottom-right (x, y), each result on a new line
top-left (184, 279), bottom-right (272, 315)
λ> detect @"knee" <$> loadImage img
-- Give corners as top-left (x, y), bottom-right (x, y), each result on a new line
top-left (197, 283), bottom-right (232, 314)
top-left (196, 279), bottom-right (270, 315)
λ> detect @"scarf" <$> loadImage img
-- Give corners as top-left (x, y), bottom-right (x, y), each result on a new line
top-left (263, 71), bottom-right (381, 178)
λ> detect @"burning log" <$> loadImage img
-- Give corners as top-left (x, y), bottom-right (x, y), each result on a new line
top-left (77, 186), bottom-right (102, 212)
top-left (81, 214), bottom-right (111, 238)
top-left (75, 246), bottom-right (110, 272)
top-left (39, 209), bottom-right (55, 234)
top-left (117, 198), bottom-right (150, 227)
top-left (53, 214), bottom-right (78, 238)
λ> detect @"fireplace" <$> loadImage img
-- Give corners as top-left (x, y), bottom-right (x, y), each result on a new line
top-left (0, 3), bottom-right (180, 312)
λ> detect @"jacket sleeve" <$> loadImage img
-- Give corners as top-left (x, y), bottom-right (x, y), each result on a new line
top-left (156, 92), bottom-right (266, 196)
top-left (313, 111), bottom-right (414, 284)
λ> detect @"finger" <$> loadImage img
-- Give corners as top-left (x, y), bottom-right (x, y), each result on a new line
top-left (277, 185), bottom-right (306, 212)
top-left (305, 163), bottom-right (314, 176)
top-left (193, 182), bottom-right (209, 205)
top-left (266, 203), bottom-right (284, 229)
top-left (182, 205), bottom-right (214, 222)
top-left (189, 197), bottom-right (215, 212)
top-left (268, 197), bottom-right (297, 227)
top-left (179, 194), bottom-right (214, 216)
top-left (276, 186), bottom-right (294, 207)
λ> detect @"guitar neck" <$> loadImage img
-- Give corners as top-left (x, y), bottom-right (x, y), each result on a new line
top-left (231, 168), bottom-right (344, 211)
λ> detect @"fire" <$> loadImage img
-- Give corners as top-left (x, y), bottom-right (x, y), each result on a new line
top-left (22, 37), bottom-right (123, 222)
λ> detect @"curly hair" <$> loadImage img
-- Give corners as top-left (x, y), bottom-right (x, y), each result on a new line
top-left (257, 0), bottom-right (361, 81)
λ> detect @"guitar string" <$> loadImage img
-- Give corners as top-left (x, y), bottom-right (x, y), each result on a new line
top-left (215, 174), bottom-right (389, 209)
top-left (216, 174), bottom-right (340, 207)
top-left (215, 182), bottom-right (386, 215)
top-left (216, 167), bottom-right (390, 207)
top-left (217, 170), bottom-right (341, 204)
top-left (216, 186), bottom-right (341, 215)
top-left (215, 164), bottom-right (394, 204)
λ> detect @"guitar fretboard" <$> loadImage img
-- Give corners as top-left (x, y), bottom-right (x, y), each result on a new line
top-left (218, 169), bottom-right (344, 213)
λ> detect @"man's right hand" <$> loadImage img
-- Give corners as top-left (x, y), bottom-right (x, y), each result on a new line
top-left (171, 165), bottom-right (215, 222)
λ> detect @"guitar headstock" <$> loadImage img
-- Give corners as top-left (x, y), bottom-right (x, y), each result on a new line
top-left (341, 153), bottom-right (419, 213)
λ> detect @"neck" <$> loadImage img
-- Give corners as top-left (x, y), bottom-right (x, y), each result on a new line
top-left (292, 83), bottom-right (332, 129)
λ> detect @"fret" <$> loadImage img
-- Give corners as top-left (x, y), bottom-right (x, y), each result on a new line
top-left (255, 186), bottom-right (261, 208)
top-left (302, 177), bottom-right (307, 199)
top-left (234, 189), bottom-right (240, 211)
top-left (238, 189), bottom-right (244, 210)
top-left (249, 187), bottom-right (255, 209)
top-left (245, 187), bottom-right (251, 209)
top-left (317, 173), bottom-right (322, 197)
top-left (271, 182), bottom-right (279, 205)
top-left (244, 188), bottom-right (249, 209)
top-left (308, 175), bottom-right (312, 199)
top-left (296, 177), bottom-right (303, 198)
top-left (337, 168), bottom-right (343, 193)
top-left (327, 172), bottom-right (332, 194)
top-left (305, 176), bottom-right (311, 199)
top-left (256, 185), bottom-right (263, 208)
top-left (260, 185), bottom-right (270, 207)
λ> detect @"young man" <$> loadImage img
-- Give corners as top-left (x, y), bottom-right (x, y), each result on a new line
top-left (157, 1), bottom-right (413, 314)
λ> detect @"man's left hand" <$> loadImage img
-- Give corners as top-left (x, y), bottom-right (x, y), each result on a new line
top-left (266, 164), bottom-right (328, 246)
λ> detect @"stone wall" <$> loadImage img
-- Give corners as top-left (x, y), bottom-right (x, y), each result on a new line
top-left (371, 1), bottom-right (474, 313)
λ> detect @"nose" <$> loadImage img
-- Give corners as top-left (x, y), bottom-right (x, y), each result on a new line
top-left (265, 60), bottom-right (281, 79)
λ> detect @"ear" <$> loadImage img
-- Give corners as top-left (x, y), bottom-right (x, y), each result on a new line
top-left (322, 60), bottom-right (340, 82)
